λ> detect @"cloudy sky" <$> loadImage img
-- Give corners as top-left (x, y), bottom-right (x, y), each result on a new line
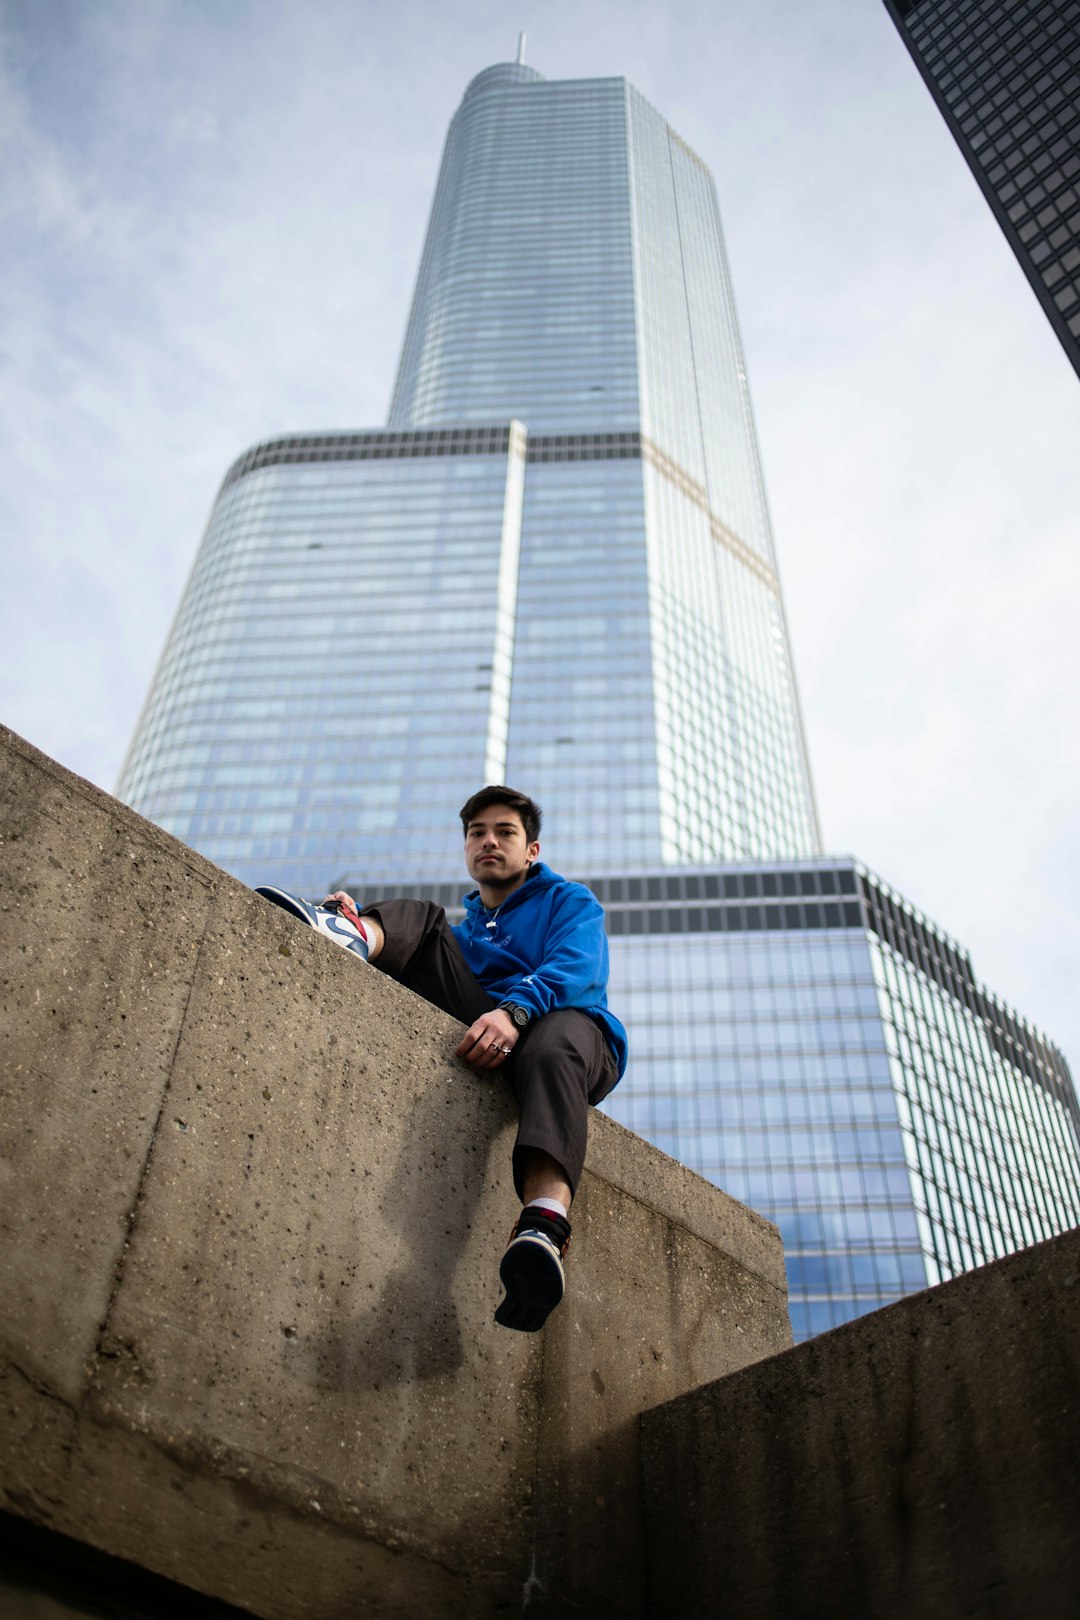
top-left (2, 0), bottom-right (1078, 1066)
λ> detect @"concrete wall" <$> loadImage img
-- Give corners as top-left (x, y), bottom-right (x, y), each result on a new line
top-left (641, 1224), bottom-right (1080, 1620)
top-left (0, 725), bottom-right (792, 1619)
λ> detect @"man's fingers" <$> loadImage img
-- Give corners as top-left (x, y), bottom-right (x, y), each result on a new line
top-left (456, 1031), bottom-right (490, 1065)
top-left (456, 1021), bottom-right (514, 1068)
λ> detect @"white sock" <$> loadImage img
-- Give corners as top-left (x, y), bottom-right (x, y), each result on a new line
top-left (527, 1195), bottom-right (569, 1219)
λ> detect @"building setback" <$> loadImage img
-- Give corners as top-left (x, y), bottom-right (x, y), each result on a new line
top-left (119, 59), bottom-right (1080, 1339)
top-left (882, 0), bottom-right (1080, 380)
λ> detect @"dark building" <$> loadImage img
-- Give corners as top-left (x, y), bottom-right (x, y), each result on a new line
top-left (883, 0), bottom-right (1080, 379)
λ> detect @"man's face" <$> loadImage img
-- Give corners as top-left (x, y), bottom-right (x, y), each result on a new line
top-left (464, 804), bottom-right (540, 892)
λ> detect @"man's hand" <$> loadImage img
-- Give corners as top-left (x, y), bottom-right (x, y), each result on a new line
top-left (457, 1007), bottom-right (519, 1070)
top-left (321, 891), bottom-right (354, 908)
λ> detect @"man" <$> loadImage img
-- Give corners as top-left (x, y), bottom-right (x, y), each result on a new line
top-left (322, 784), bottom-right (627, 1333)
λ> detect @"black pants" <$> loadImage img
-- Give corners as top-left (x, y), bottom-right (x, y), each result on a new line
top-left (360, 898), bottom-right (618, 1200)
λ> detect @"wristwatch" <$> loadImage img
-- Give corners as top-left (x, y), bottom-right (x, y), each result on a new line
top-left (499, 1001), bottom-right (532, 1030)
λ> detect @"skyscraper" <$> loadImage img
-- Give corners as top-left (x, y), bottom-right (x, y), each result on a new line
top-left (882, 0), bottom-right (1080, 380)
top-left (119, 59), bottom-right (1080, 1340)
top-left (121, 63), bottom-right (819, 889)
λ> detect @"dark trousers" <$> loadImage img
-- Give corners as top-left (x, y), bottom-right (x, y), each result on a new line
top-left (360, 898), bottom-right (618, 1200)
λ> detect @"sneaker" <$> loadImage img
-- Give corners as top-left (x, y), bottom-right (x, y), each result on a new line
top-left (494, 1206), bottom-right (572, 1333)
top-left (255, 886), bottom-right (370, 960)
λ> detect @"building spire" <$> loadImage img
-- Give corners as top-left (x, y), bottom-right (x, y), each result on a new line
top-left (516, 31), bottom-right (526, 65)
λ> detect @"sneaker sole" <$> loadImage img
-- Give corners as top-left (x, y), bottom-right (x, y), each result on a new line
top-left (499, 1231), bottom-right (565, 1312)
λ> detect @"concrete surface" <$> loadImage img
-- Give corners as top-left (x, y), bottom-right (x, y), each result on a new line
top-left (641, 1224), bottom-right (1080, 1620)
top-left (0, 724), bottom-right (791, 1618)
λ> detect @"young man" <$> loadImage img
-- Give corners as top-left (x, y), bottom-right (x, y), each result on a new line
top-left (322, 785), bottom-right (627, 1333)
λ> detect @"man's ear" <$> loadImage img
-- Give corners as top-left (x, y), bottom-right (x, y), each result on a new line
top-left (526, 841), bottom-right (540, 866)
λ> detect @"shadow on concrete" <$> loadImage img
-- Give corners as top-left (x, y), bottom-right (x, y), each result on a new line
top-left (314, 1065), bottom-right (511, 1390)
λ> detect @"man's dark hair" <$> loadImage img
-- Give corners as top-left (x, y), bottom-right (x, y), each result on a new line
top-left (459, 785), bottom-right (542, 846)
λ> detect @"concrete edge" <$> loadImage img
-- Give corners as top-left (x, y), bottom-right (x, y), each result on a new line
top-left (642, 1224), bottom-right (1080, 1441)
top-left (637, 1225), bottom-right (1080, 1619)
top-left (0, 723), bottom-right (223, 887)
top-left (587, 1112), bottom-right (786, 1291)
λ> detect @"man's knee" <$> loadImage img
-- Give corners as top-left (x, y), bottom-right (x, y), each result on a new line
top-left (518, 1009), bottom-right (597, 1064)
top-left (514, 1012), bottom-right (612, 1106)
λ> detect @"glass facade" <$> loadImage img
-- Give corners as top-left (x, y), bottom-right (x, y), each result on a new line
top-left (884, 0), bottom-right (1080, 379)
top-left (595, 860), bottom-right (1079, 1338)
top-left (385, 63), bottom-right (820, 869)
top-left (120, 57), bottom-right (1080, 1341)
top-left (120, 427), bottom-right (527, 892)
top-left (390, 67), bottom-right (641, 438)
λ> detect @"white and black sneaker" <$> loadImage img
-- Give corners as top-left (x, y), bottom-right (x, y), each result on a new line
top-left (255, 886), bottom-right (371, 960)
top-left (494, 1206), bottom-right (572, 1333)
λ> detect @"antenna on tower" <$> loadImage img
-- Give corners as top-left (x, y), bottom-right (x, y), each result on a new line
top-left (516, 32), bottom-right (526, 65)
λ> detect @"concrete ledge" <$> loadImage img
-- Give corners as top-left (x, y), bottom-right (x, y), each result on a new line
top-left (641, 1225), bottom-right (1080, 1620)
top-left (0, 725), bottom-right (791, 1618)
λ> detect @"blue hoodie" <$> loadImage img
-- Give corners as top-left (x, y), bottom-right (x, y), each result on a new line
top-left (453, 861), bottom-right (628, 1080)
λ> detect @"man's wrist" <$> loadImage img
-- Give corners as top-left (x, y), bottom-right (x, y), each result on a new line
top-left (498, 1001), bottom-right (532, 1030)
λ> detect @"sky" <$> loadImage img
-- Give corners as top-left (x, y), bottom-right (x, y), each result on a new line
top-left (2, 0), bottom-right (1078, 1067)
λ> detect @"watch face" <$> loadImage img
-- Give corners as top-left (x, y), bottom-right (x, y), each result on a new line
top-left (508, 1004), bottom-right (529, 1027)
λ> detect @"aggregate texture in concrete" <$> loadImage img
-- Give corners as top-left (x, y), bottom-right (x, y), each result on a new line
top-left (0, 724), bottom-right (792, 1619)
top-left (641, 1224), bottom-right (1080, 1620)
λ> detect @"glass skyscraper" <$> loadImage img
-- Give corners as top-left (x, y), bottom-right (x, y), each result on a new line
top-left (122, 64), bottom-right (818, 886)
top-left (119, 59), bottom-right (1080, 1340)
top-left (882, 0), bottom-right (1080, 380)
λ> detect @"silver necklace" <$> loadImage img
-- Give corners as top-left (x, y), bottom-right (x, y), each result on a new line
top-left (483, 901), bottom-right (502, 931)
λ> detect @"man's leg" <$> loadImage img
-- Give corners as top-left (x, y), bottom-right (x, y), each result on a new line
top-left (518, 1149), bottom-right (572, 1211)
top-left (510, 1009), bottom-right (617, 1204)
top-left (357, 898), bottom-right (494, 1028)
top-left (495, 1010), bottom-right (618, 1333)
